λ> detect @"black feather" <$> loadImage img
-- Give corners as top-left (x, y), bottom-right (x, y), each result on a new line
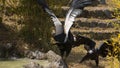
top-left (71, 0), bottom-right (92, 9)
top-left (98, 40), bottom-right (113, 57)
top-left (37, 0), bottom-right (49, 9)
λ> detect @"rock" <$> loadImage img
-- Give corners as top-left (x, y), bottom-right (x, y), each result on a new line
top-left (46, 50), bottom-right (61, 62)
top-left (35, 50), bottom-right (47, 60)
top-left (47, 61), bottom-right (68, 68)
top-left (25, 50), bottom-right (46, 60)
top-left (23, 62), bottom-right (43, 68)
top-left (25, 51), bottom-right (35, 59)
top-left (25, 50), bottom-right (68, 68)
top-left (46, 50), bottom-right (68, 68)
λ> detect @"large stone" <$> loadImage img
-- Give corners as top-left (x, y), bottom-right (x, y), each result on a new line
top-left (46, 50), bottom-right (61, 62)
top-left (25, 50), bottom-right (46, 60)
top-left (46, 50), bottom-right (68, 68)
top-left (35, 50), bottom-right (47, 60)
top-left (25, 50), bottom-right (68, 68)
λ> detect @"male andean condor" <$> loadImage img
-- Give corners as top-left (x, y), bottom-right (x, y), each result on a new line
top-left (37, 0), bottom-right (97, 58)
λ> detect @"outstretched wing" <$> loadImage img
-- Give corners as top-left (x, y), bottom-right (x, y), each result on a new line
top-left (37, 0), bottom-right (63, 35)
top-left (97, 40), bottom-right (113, 57)
top-left (64, 0), bottom-right (92, 42)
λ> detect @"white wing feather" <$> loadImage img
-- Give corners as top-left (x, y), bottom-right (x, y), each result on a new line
top-left (45, 8), bottom-right (63, 35)
top-left (64, 8), bottom-right (82, 42)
